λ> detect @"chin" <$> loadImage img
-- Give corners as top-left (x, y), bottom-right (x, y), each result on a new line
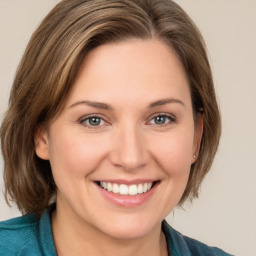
top-left (93, 213), bottom-right (163, 240)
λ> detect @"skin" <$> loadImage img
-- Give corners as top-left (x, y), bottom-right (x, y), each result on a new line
top-left (35, 39), bottom-right (203, 256)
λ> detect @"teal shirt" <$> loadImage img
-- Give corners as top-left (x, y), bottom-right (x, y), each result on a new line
top-left (0, 207), bottom-right (234, 256)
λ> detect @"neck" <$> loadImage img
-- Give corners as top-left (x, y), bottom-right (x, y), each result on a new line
top-left (51, 201), bottom-right (167, 256)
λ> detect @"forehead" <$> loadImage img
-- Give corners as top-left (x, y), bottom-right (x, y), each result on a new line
top-left (65, 39), bottom-right (191, 108)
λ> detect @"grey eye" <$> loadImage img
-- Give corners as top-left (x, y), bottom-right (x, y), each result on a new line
top-left (87, 117), bottom-right (102, 126)
top-left (81, 116), bottom-right (105, 127)
top-left (149, 115), bottom-right (175, 125)
top-left (154, 116), bottom-right (168, 124)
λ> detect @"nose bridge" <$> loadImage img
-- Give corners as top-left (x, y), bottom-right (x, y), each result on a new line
top-left (110, 121), bottom-right (148, 171)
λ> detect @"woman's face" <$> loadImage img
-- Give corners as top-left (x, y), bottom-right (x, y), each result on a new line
top-left (35, 39), bottom-right (202, 240)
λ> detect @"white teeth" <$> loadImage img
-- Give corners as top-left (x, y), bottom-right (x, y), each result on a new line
top-left (120, 184), bottom-right (128, 195)
top-left (129, 185), bottom-right (137, 195)
top-left (99, 182), bottom-right (154, 196)
top-left (143, 183), bottom-right (148, 193)
top-left (107, 183), bottom-right (112, 192)
top-left (112, 183), bottom-right (119, 193)
top-left (137, 184), bottom-right (143, 194)
top-left (100, 182), bottom-right (107, 190)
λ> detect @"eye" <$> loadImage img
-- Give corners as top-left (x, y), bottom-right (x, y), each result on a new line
top-left (80, 116), bottom-right (106, 127)
top-left (148, 114), bottom-right (175, 126)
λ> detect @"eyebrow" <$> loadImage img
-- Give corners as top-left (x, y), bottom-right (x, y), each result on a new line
top-left (149, 98), bottom-right (185, 108)
top-left (69, 98), bottom-right (184, 110)
top-left (70, 100), bottom-right (113, 110)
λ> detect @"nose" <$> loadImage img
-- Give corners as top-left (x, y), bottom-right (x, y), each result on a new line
top-left (109, 124), bottom-right (149, 171)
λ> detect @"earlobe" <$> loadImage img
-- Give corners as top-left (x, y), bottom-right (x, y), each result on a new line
top-left (34, 127), bottom-right (50, 160)
top-left (192, 112), bottom-right (204, 163)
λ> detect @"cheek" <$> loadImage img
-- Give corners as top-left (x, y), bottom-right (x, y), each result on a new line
top-left (147, 131), bottom-right (195, 215)
top-left (150, 130), bottom-right (194, 175)
top-left (48, 131), bottom-right (109, 179)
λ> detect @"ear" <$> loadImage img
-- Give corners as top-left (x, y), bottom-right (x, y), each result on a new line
top-left (192, 112), bottom-right (204, 163)
top-left (34, 126), bottom-right (50, 160)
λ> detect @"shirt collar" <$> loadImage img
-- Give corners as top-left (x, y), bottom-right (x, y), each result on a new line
top-left (39, 205), bottom-right (57, 256)
top-left (162, 220), bottom-right (191, 256)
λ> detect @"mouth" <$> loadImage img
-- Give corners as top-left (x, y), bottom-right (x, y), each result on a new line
top-left (95, 180), bottom-right (160, 196)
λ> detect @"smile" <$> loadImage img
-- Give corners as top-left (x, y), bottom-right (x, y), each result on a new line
top-left (99, 182), bottom-right (153, 196)
top-left (95, 180), bottom-right (160, 207)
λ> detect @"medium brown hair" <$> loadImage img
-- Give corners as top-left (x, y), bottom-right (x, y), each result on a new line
top-left (1, 0), bottom-right (221, 215)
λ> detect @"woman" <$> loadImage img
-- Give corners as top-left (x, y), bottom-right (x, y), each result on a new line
top-left (0, 0), bottom-right (233, 255)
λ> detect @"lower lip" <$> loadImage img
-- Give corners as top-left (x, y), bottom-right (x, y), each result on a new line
top-left (96, 182), bottom-right (159, 208)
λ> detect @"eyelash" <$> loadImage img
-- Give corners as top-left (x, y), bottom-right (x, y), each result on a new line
top-left (79, 113), bottom-right (176, 128)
